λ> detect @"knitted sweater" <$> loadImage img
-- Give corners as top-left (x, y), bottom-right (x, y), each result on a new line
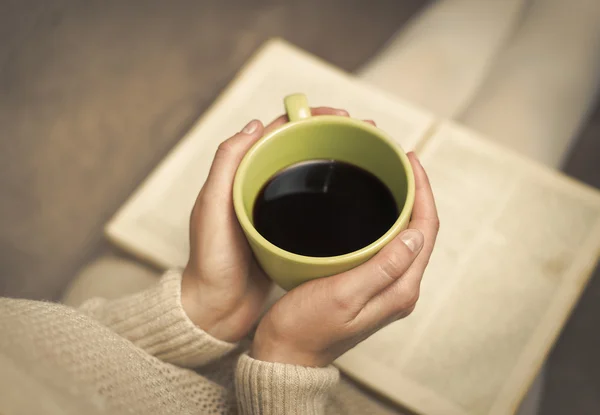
top-left (0, 271), bottom-right (403, 415)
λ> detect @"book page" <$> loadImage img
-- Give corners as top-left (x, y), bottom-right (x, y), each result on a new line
top-left (335, 121), bottom-right (600, 415)
top-left (105, 39), bottom-right (434, 268)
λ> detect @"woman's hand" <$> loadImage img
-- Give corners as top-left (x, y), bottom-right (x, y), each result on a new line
top-left (251, 153), bottom-right (439, 366)
top-left (181, 107), bottom-right (350, 342)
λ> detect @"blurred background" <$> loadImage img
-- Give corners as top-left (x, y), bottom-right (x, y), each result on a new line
top-left (1, 1), bottom-right (599, 414)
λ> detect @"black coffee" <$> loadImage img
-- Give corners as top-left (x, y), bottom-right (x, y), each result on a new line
top-left (253, 160), bottom-right (398, 257)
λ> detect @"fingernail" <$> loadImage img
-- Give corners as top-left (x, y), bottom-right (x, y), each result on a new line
top-left (242, 119), bottom-right (259, 134)
top-left (400, 229), bottom-right (424, 253)
top-left (337, 109), bottom-right (349, 116)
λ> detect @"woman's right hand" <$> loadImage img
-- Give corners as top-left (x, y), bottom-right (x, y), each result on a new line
top-left (250, 153), bottom-right (439, 367)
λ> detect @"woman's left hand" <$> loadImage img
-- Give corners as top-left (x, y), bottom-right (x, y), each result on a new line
top-left (181, 107), bottom-right (349, 342)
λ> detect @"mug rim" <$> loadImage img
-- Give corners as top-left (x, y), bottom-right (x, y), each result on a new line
top-left (233, 115), bottom-right (416, 266)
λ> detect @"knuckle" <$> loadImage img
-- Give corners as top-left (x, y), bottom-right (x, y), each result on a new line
top-left (404, 289), bottom-right (420, 309)
top-left (216, 139), bottom-right (238, 156)
top-left (189, 205), bottom-right (198, 226)
top-left (392, 284), bottom-right (420, 312)
top-left (329, 281), bottom-right (359, 313)
top-left (196, 188), bottom-right (208, 204)
top-left (399, 304), bottom-right (417, 319)
top-left (400, 287), bottom-right (420, 311)
top-left (189, 201), bottom-right (200, 223)
top-left (191, 190), bottom-right (208, 217)
top-left (216, 134), bottom-right (247, 158)
top-left (331, 290), bottom-right (354, 312)
top-left (432, 217), bottom-right (441, 232)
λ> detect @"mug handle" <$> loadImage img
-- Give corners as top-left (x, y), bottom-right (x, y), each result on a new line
top-left (284, 93), bottom-right (311, 122)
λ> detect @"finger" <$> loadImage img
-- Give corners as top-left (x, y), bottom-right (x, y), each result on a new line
top-left (363, 119), bottom-right (376, 126)
top-left (196, 119), bottom-right (264, 208)
top-left (358, 152), bottom-right (439, 323)
top-left (331, 228), bottom-right (424, 311)
top-left (400, 152), bottom-right (439, 285)
top-left (407, 152), bottom-right (438, 226)
top-left (264, 107), bottom-right (350, 135)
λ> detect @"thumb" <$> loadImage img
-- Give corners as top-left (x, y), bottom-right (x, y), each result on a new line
top-left (202, 119), bottom-right (264, 201)
top-left (332, 229), bottom-right (424, 308)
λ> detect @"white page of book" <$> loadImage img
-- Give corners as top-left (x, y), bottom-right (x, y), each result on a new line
top-left (106, 39), bottom-right (434, 268)
top-left (335, 121), bottom-right (600, 415)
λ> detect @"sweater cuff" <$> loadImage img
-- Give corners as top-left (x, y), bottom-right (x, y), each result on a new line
top-left (235, 353), bottom-right (339, 415)
top-left (79, 270), bottom-right (236, 367)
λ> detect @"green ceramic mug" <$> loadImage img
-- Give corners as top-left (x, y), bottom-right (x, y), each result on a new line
top-left (233, 93), bottom-right (415, 290)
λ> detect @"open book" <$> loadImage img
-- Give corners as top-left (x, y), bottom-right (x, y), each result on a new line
top-left (106, 39), bottom-right (600, 415)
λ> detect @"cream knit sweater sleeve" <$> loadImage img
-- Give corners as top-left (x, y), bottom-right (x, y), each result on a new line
top-left (236, 353), bottom-right (340, 414)
top-left (70, 269), bottom-right (340, 415)
top-left (78, 270), bottom-right (237, 367)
